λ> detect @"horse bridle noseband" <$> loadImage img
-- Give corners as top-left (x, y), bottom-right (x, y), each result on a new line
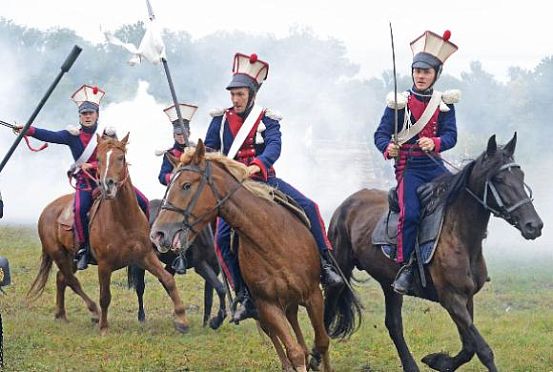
top-left (465, 162), bottom-right (533, 226)
top-left (160, 160), bottom-right (243, 234)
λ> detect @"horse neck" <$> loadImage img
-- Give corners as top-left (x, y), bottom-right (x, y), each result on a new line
top-left (104, 173), bottom-right (143, 226)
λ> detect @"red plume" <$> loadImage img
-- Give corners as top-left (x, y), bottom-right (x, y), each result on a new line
top-left (249, 54), bottom-right (258, 63)
top-left (92, 86), bottom-right (99, 95)
top-left (442, 30), bottom-right (451, 41)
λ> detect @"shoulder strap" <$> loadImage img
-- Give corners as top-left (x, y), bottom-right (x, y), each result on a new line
top-left (226, 105), bottom-right (264, 160)
top-left (70, 124), bottom-right (104, 175)
top-left (396, 91), bottom-right (441, 145)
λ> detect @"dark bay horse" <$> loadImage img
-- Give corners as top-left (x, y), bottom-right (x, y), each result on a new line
top-left (324, 134), bottom-right (543, 371)
top-left (150, 140), bottom-right (332, 372)
top-left (127, 198), bottom-right (227, 329)
top-left (28, 134), bottom-right (189, 334)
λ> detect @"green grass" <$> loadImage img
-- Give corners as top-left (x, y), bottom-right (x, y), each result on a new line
top-left (1, 225), bottom-right (552, 371)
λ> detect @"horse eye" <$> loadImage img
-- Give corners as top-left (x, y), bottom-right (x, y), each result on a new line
top-left (182, 183), bottom-right (192, 191)
top-left (118, 155), bottom-right (124, 162)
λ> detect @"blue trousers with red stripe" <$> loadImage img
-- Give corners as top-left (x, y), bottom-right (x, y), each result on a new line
top-left (74, 177), bottom-right (150, 246)
top-left (215, 176), bottom-right (332, 289)
top-left (395, 156), bottom-right (448, 264)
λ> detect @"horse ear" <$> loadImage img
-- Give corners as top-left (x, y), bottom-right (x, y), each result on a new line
top-left (96, 133), bottom-right (103, 144)
top-left (486, 134), bottom-right (497, 158)
top-left (504, 131), bottom-right (517, 157)
top-left (121, 132), bottom-right (130, 146)
top-left (167, 152), bottom-right (180, 168)
top-left (193, 139), bottom-right (206, 165)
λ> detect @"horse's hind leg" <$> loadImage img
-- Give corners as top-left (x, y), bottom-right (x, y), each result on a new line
top-left (129, 266), bottom-right (146, 322)
top-left (54, 252), bottom-right (99, 322)
top-left (381, 286), bottom-right (419, 372)
top-left (422, 292), bottom-right (496, 372)
top-left (285, 304), bottom-right (310, 366)
top-left (257, 301), bottom-right (308, 372)
top-left (304, 290), bottom-right (331, 372)
top-left (142, 252), bottom-right (189, 333)
top-left (55, 270), bottom-right (68, 321)
top-left (195, 260), bottom-right (227, 329)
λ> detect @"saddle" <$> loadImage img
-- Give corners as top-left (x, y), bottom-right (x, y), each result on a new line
top-left (56, 189), bottom-right (102, 230)
top-left (271, 188), bottom-right (311, 229)
top-left (372, 182), bottom-right (448, 264)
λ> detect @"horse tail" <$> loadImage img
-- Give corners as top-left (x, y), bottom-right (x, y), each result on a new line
top-left (27, 252), bottom-right (53, 300)
top-left (324, 202), bottom-right (363, 339)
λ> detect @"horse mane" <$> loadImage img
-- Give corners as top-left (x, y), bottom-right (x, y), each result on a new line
top-left (179, 150), bottom-right (275, 202)
top-left (431, 158), bottom-right (477, 206)
top-left (97, 137), bottom-right (127, 154)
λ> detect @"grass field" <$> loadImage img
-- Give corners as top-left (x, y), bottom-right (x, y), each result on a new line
top-left (1, 225), bottom-right (552, 371)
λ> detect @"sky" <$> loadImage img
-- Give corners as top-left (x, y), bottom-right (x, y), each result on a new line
top-left (1, 0), bottom-right (551, 254)
top-left (3, 0), bottom-right (552, 82)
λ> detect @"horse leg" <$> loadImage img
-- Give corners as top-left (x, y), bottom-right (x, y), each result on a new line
top-left (195, 260), bottom-right (227, 330)
top-left (203, 281), bottom-right (213, 327)
top-left (382, 286), bottom-right (419, 372)
top-left (97, 264), bottom-right (113, 335)
top-left (132, 266), bottom-right (146, 322)
top-left (304, 290), bottom-right (331, 372)
top-left (142, 252), bottom-right (189, 333)
top-left (422, 292), bottom-right (496, 371)
top-left (54, 270), bottom-right (68, 321)
top-left (257, 301), bottom-right (308, 372)
top-left (54, 252), bottom-right (99, 322)
top-left (259, 321), bottom-right (294, 372)
top-left (285, 304), bottom-right (310, 367)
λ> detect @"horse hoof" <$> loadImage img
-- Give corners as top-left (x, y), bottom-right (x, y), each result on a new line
top-left (308, 353), bottom-right (321, 371)
top-left (174, 321), bottom-right (190, 334)
top-left (55, 314), bottom-right (68, 322)
top-left (138, 312), bottom-right (146, 323)
top-left (421, 352), bottom-right (454, 371)
top-left (209, 314), bottom-right (226, 330)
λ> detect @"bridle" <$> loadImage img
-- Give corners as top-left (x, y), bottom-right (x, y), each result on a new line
top-left (160, 160), bottom-right (243, 234)
top-left (465, 162), bottom-right (533, 226)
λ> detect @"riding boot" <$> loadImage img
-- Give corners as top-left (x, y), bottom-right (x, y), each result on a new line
top-left (320, 251), bottom-right (343, 288)
top-left (75, 243), bottom-right (89, 271)
top-left (171, 254), bottom-right (187, 275)
top-left (231, 287), bottom-right (258, 324)
top-left (392, 264), bottom-right (414, 295)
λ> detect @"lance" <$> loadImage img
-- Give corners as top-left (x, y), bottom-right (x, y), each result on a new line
top-left (389, 22), bottom-right (399, 146)
top-left (0, 45), bottom-right (81, 173)
top-left (146, 0), bottom-right (190, 146)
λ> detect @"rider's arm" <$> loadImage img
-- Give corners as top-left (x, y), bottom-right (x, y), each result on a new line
top-left (158, 154), bottom-right (173, 186)
top-left (204, 116), bottom-right (223, 152)
top-left (434, 105), bottom-right (457, 153)
top-left (250, 116), bottom-right (282, 181)
top-left (25, 127), bottom-right (72, 145)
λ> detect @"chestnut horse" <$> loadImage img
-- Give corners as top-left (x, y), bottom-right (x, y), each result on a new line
top-left (324, 134), bottom-right (543, 371)
top-left (28, 134), bottom-right (189, 334)
top-left (150, 140), bottom-right (332, 372)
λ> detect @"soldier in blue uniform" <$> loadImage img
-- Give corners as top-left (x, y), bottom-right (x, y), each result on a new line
top-left (157, 102), bottom-right (198, 273)
top-left (374, 31), bottom-right (460, 294)
top-left (16, 85), bottom-right (150, 270)
top-left (205, 52), bottom-right (343, 323)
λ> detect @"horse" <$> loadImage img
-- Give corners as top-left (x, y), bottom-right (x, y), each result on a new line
top-left (28, 133), bottom-right (190, 334)
top-left (150, 140), bottom-right (333, 371)
top-left (323, 133), bottom-right (543, 371)
top-left (127, 198), bottom-right (227, 329)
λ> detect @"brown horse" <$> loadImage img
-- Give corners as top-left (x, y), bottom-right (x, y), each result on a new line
top-left (28, 134), bottom-right (189, 334)
top-left (324, 133), bottom-right (543, 371)
top-left (150, 140), bottom-right (332, 371)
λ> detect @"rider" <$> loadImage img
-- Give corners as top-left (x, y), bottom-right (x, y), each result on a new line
top-left (158, 102), bottom-right (198, 273)
top-left (374, 30), bottom-right (460, 294)
top-left (16, 84), bottom-right (150, 270)
top-left (204, 52), bottom-right (343, 323)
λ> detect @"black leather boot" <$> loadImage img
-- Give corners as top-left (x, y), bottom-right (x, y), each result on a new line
top-left (171, 254), bottom-right (187, 275)
top-left (231, 288), bottom-right (258, 324)
top-left (75, 244), bottom-right (89, 271)
top-left (392, 264), bottom-right (413, 295)
top-left (321, 251), bottom-right (343, 288)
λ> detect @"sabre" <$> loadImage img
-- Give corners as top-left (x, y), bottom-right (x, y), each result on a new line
top-left (0, 120), bottom-right (16, 130)
top-left (0, 45), bottom-right (81, 173)
top-left (146, 0), bottom-right (190, 146)
top-left (389, 22), bottom-right (399, 146)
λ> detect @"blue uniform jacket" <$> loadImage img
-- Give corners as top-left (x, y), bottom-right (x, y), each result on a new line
top-left (158, 143), bottom-right (185, 186)
top-left (204, 110), bottom-right (282, 180)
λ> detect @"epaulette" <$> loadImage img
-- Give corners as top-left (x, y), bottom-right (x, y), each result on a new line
top-left (103, 126), bottom-right (117, 137)
top-left (154, 149), bottom-right (168, 157)
top-left (386, 91), bottom-right (409, 109)
top-left (209, 108), bottom-right (226, 117)
top-left (66, 125), bottom-right (80, 136)
top-left (264, 108), bottom-right (283, 121)
top-left (441, 89), bottom-right (461, 104)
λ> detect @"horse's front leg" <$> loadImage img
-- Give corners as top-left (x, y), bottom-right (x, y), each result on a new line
top-left (97, 264), bottom-right (113, 335)
top-left (423, 292), bottom-right (496, 372)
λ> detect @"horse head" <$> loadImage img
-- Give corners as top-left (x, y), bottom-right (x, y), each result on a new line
top-left (468, 132), bottom-right (543, 239)
top-left (151, 140), bottom-right (219, 254)
top-left (96, 133), bottom-right (130, 199)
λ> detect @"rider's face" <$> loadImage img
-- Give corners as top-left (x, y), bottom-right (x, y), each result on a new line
top-left (174, 133), bottom-right (186, 145)
top-left (412, 68), bottom-right (436, 91)
top-left (230, 88), bottom-right (249, 114)
top-left (79, 111), bottom-right (98, 127)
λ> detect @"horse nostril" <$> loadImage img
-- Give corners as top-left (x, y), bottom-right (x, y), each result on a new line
top-left (107, 179), bottom-right (115, 186)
